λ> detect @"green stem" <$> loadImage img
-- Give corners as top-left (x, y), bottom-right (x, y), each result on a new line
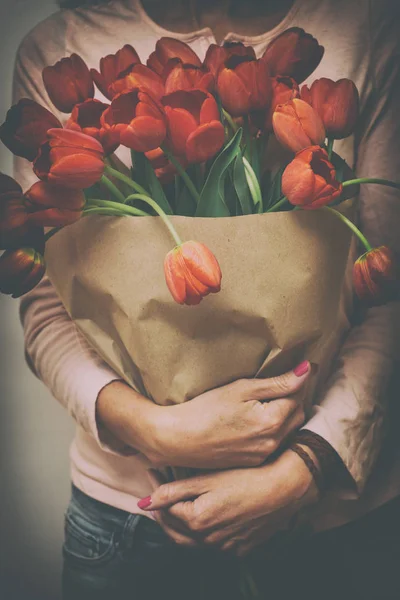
top-left (87, 198), bottom-right (149, 217)
top-left (222, 108), bottom-right (239, 133)
top-left (100, 175), bottom-right (126, 203)
top-left (83, 207), bottom-right (130, 217)
top-left (161, 146), bottom-right (200, 204)
top-left (104, 165), bottom-right (149, 197)
top-left (127, 193), bottom-right (182, 245)
top-left (327, 138), bottom-right (334, 161)
top-left (342, 177), bottom-right (400, 190)
top-left (44, 226), bottom-right (63, 242)
top-left (243, 156), bottom-right (263, 212)
top-left (322, 206), bottom-right (372, 251)
top-left (266, 196), bottom-right (290, 213)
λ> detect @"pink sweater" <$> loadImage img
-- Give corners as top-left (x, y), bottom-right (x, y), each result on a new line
top-left (17, 0), bottom-right (400, 529)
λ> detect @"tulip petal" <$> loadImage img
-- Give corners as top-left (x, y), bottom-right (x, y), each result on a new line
top-left (181, 241), bottom-right (222, 290)
top-left (217, 68), bottom-right (251, 116)
top-left (165, 107), bottom-right (198, 155)
top-left (120, 116), bottom-right (166, 152)
top-left (164, 249), bottom-right (187, 304)
top-left (186, 121), bottom-right (225, 164)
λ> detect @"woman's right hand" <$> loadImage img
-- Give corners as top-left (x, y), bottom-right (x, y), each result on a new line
top-left (96, 361), bottom-right (310, 469)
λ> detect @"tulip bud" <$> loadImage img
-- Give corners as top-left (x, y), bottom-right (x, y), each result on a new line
top-left (43, 54), bottom-right (94, 113)
top-left (164, 241), bottom-right (222, 305)
top-left (0, 99), bottom-right (62, 161)
top-left (353, 246), bottom-right (399, 307)
top-left (164, 61), bottom-right (214, 94)
top-left (262, 27), bottom-right (324, 84)
top-left (147, 38), bottom-right (202, 75)
top-left (264, 76), bottom-right (299, 131)
top-left (66, 99), bottom-right (119, 155)
top-left (217, 56), bottom-right (271, 117)
top-left (101, 89), bottom-right (166, 153)
top-left (0, 247), bottom-right (45, 298)
top-left (34, 129), bottom-right (105, 189)
top-left (24, 181), bottom-right (85, 227)
top-left (203, 42), bottom-right (256, 78)
top-left (282, 146), bottom-right (342, 209)
top-left (301, 78), bottom-right (359, 139)
top-left (110, 64), bottom-right (165, 100)
top-left (91, 45), bottom-right (141, 100)
top-left (272, 98), bottom-right (325, 153)
top-left (162, 90), bottom-right (225, 164)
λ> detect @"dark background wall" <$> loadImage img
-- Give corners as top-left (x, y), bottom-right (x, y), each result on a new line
top-left (0, 4), bottom-right (74, 598)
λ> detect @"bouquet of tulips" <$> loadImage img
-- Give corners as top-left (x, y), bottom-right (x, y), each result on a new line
top-left (1, 28), bottom-right (399, 432)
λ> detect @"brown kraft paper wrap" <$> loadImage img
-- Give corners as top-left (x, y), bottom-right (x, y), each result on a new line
top-left (45, 199), bottom-right (356, 475)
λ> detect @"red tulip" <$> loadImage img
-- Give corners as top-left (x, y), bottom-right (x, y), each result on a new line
top-left (66, 99), bottom-right (119, 155)
top-left (147, 38), bottom-right (202, 75)
top-left (217, 56), bottom-right (271, 117)
top-left (353, 247), bottom-right (399, 306)
top-left (145, 148), bottom-right (186, 185)
top-left (0, 247), bottom-right (45, 298)
top-left (301, 78), bottom-right (359, 139)
top-left (203, 42), bottom-right (256, 78)
top-left (164, 61), bottom-right (214, 94)
top-left (101, 89), bottom-right (166, 153)
top-left (262, 27), bottom-right (324, 84)
top-left (43, 54), bottom-right (94, 113)
top-left (90, 45), bottom-right (141, 100)
top-left (281, 145), bottom-right (342, 209)
top-left (24, 181), bottom-right (85, 226)
top-left (164, 240), bottom-right (222, 305)
top-left (162, 90), bottom-right (225, 164)
top-left (272, 98), bottom-right (325, 152)
top-left (34, 129), bottom-right (105, 189)
top-left (264, 76), bottom-right (299, 131)
top-left (0, 99), bottom-right (62, 161)
top-left (109, 64), bottom-right (165, 100)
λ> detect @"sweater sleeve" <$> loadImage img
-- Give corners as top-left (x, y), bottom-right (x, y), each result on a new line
top-left (304, 1), bottom-right (400, 495)
top-left (14, 29), bottom-right (129, 455)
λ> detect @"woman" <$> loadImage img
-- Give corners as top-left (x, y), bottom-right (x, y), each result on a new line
top-left (15, 0), bottom-right (400, 599)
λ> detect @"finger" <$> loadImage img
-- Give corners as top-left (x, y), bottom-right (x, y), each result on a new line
top-left (138, 476), bottom-right (209, 511)
top-left (261, 398), bottom-right (305, 443)
top-left (155, 510), bottom-right (199, 547)
top-left (274, 401), bottom-right (305, 442)
top-left (250, 360), bottom-right (311, 401)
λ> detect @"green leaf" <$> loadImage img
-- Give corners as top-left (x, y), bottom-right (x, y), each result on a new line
top-left (196, 129), bottom-right (243, 217)
top-left (264, 166), bottom-right (285, 212)
top-left (233, 154), bottom-right (253, 215)
top-left (175, 181), bottom-right (197, 216)
top-left (131, 150), bottom-right (173, 215)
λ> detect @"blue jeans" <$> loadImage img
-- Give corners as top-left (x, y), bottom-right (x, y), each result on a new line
top-left (62, 485), bottom-right (242, 600)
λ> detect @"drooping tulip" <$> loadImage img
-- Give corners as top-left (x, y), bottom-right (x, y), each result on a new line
top-left (109, 64), bottom-right (165, 100)
top-left (24, 181), bottom-right (85, 226)
top-left (262, 27), bottom-right (324, 84)
top-left (281, 145), bottom-right (342, 209)
top-left (162, 90), bottom-right (225, 164)
top-left (0, 247), bottom-right (46, 298)
top-left (164, 240), bottom-right (222, 305)
top-left (66, 99), bottom-right (119, 155)
top-left (90, 45), bottom-right (141, 100)
top-left (34, 129), bottom-right (105, 189)
top-left (301, 78), bottom-right (359, 139)
top-left (353, 246), bottom-right (399, 306)
top-left (217, 56), bottom-right (271, 117)
top-left (203, 42), bottom-right (256, 78)
top-left (164, 61), bottom-right (214, 94)
top-left (42, 54), bottom-right (94, 113)
top-left (272, 98), bottom-right (325, 152)
top-left (101, 89), bottom-right (166, 153)
top-left (0, 99), bottom-right (62, 161)
top-left (264, 76), bottom-right (299, 131)
top-left (147, 37), bottom-right (202, 75)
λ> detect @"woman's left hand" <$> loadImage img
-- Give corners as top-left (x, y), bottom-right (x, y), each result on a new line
top-left (140, 448), bottom-right (320, 556)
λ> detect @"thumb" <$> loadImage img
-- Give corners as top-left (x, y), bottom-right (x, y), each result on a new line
top-left (251, 360), bottom-right (312, 401)
top-left (137, 476), bottom-right (206, 511)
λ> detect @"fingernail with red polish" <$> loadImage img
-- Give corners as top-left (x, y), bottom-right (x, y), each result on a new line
top-left (294, 361), bottom-right (310, 377)
top-left (137, 496), bottom-right (152, 510)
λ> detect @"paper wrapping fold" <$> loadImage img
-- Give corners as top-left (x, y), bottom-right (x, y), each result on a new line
top-left (45, 200), bottom-right (356, 423)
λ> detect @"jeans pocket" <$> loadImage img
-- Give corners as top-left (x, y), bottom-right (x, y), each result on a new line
top-left (63, 510), bottom-right (117, 565)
